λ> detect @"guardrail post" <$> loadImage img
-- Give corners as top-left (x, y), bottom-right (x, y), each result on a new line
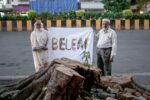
top-left (76, 20), bottom-right (81, 27)
top-left (7, 20), bottom-right (12, 32)
top-left (47, 20), bottom-right (51, 29)
top-left (144, 19), bottom-right (149, 30)
top-left (56, 20), bottom-right (61, 27)
top-left (66, 20), bottom-right (72, 28)
top-left (27, 20), bottom-right (32, 31)
top-left (96, 20), bottom-right (101, 30)
top-left (125, 19), bottom-right (130, 30)
top-left (135, 19), bottom-right (139, 30)
top-left (17, 20), bottom-right (22, 31)
top-left (115, 20), bottom-right (121, 30)
top-left (86, 20), bottom-right (91, 27)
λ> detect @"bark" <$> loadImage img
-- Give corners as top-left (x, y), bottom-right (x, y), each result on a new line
top-left (0, 58), bottom-right (101, 100)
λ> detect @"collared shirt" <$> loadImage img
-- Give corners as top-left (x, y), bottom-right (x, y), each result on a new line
top-left (96, 28), bottom-right (117, 57)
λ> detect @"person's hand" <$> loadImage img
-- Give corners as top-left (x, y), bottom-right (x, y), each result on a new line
top-left (110, 56), bottom-right (114, 62)
top-left (33, 48), bottom-right (38, 51)
top-left (33, 47), bottom-right (40, 51)
top-left (42, 47), bottom-right (48, 50)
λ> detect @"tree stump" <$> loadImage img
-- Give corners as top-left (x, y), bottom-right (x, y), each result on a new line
top-left (0, 58), bottom-right (101, 100)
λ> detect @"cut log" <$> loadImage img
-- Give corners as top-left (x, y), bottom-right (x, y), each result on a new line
top-left (0, 58), bottom-right (101, 100)
top-left (1, 58), bottom-right (150, 100)
top-left (100, 75), bottom-right (132, 89)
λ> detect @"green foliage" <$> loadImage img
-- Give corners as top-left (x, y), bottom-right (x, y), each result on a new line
top-left (40, 12), bottom-right (51, 21)
top-left (47, 13), bottom-right (53, 20)
top-left (101, 0), bottom-right (130, 13)
top-left (122, 9), bottom-right (133, 19)
top-left (59, 11), bottom-right (76, 20)
top-left (84, 12), bottom-right (97, 20)
top-left (101, 12), bottom-right (122, 19)
top-left (81, 51), bottom-right (91, 68)
top-left (101, 11), bottom-right (114, 19)
top-left (15, 15), bottom-right (28, 20)
top-left (95, 13), bottom-right (102, 19)
top-left (59, 12), bottom-right (69, 20)
top-left (27, 10), bottom-right (36, 20)
top-left (1, 16), bottom-right (15, 20)
top-left (114, 12), bottom-right (123, 19)
top-left (68, 11), bottom-right (76, 20)
top-left (132, 14), bottom-right (150, 19)
top-left (76, 10), bottom-right (84, 19)
top-left (0, 11), bottom-right (150, 21)
top-left (0, 14), bottom-right (2, 20)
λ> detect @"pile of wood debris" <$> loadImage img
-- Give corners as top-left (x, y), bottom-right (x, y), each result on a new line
top-left (0, 58), bottom-right (149, 100)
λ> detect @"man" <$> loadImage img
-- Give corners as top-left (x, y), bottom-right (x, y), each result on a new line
top-left (96, 18), bottom-right (117, 76)
top-left (30, 20), bottom-right (49, 72)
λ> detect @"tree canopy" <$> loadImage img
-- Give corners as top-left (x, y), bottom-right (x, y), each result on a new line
top-left (101, 0), bottom-right (130, 12)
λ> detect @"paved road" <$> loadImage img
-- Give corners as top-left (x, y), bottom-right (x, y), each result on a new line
top-left (0, 30), bottom-right (150, 76)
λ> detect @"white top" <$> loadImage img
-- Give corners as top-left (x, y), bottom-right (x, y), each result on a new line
top-left (30, 29), bottom-right (48, 49)
top-left (96, 28), bottom-right (117, 57)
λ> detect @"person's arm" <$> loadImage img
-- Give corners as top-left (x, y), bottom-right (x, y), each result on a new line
top-left (110, 31), bottom-right (117, 62)
top-left (41, 30), bottom-right (48, 51)
top-left (30, 32), bottom-right (35, 51)
top-left (30, 32), bottom-right (42, 51)
top-left (95, 30), bottom-right (100, 38)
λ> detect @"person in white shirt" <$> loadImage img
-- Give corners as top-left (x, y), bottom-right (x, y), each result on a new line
top-left (30, 20), bottom-right (49, 72)
top-left (96, 18), bottom-right (117, 76)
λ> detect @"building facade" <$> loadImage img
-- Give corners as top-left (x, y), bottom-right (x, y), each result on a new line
top-left (30, 0), bottom-right (78, 14)
top-left (0, 0), bottom-right (29, 13)
top-left (131, 0), bottom-right (150, 13)
top-left (78, 0), bottom-right (104, 12)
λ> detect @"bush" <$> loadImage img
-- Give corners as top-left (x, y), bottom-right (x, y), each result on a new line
top-left (40, 12), bottom-right (51, 21)
top-left (0, 11), bottom-right (150, 21)
top-left (102, 12), bottom-right (114, 19)
top-left (16, 15), bottom-right (28, 20)
top-left (47, 13), bottom-right (54, 20)
top-left (95, 13), bottom-right (102, 19)
top-left (59, 12), bottom-right (69, 20)
top-left (76, 10), bottom-right (84, 19)
top-left (114, 12), bottom-right (123, 19)
top-left (122, 9), bottom-right (133, 19)
top-left (0, 14), bottom-right (2, 20)
top-left (132, 14), bottom-right (150, 19)
top-left (68, 11), bottom-right (76, 20)
top-left (144, 14), bottom-right (150, 19)
top-left (1, 16), bottom-right (15, 20)
top-left (84, 12), bottom-right (97, 20)
top-left (27, 10), bottom-right (36, 20)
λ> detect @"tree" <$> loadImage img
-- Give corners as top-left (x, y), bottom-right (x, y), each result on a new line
top-left (101, 0), bottom-right (130, 13)
top-left (136, 0), bottom-right (150, 11)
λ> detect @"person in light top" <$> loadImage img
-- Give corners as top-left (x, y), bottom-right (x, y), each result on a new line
top-left (96, 18), bottom-right (117, 76)
top-left (30, 20), bottom-right (49, 72)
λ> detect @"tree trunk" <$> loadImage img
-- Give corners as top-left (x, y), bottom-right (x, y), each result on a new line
top-left (0, 58), bottom-right (101, 100)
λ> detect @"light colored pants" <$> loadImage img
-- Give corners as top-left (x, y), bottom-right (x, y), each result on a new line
top-left (32, 50), bottom-right (48, 72)
top-left (97, 47), bottom-right (112, 76)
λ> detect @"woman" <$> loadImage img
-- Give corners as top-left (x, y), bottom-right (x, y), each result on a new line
top-left (30, 20), bottom-right (49, 72)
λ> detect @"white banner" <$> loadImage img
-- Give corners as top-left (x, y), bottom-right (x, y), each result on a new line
top-left (48, 27), bottom-right (94, 64)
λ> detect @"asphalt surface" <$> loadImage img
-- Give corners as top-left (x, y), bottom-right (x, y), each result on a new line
top-left (0, 30), bottom-right (150, 76)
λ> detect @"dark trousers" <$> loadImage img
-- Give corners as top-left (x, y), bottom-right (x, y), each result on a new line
top-left (97, 47), bottom-right (112, 76)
